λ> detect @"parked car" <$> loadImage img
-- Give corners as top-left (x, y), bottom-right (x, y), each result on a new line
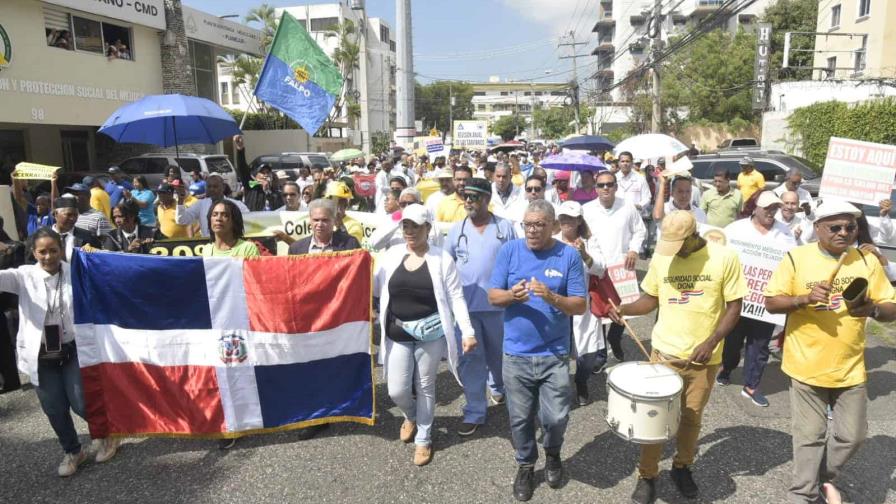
top-left (690, 151), bottom-right (821, 196)
top-left (116, 153), bottom-right (239, 192)
top-left (249, 152), bottom-right (332, 180)
top-left (716, 138), bottom-right (760, 151)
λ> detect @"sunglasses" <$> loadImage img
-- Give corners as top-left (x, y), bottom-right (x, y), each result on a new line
top-left (596, 182), bottom-right (616, 189)
top-left (826, 224), bottom-right (857, 234)
top-left (463, 192), bottom-right (482, 202)
top-left (525, 186), bottom-right (544, 193)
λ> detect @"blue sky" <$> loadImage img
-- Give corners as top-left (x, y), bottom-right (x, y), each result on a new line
top-left (185, 0), bottom-right (592, 84)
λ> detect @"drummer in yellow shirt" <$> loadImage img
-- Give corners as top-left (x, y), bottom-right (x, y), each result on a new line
top-left (435, 165), bottom-right (472, 223)
top-left (608, 211), bottom-right (746, 504)
top-left (735, 156), bottom-right (765, 205)
top-left (764, 199), bottom-right (896, 504)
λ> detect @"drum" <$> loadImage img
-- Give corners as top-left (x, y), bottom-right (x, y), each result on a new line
top-left (605, 362), bottom-right (683, 444)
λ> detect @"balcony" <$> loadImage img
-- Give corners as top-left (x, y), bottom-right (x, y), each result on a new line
top-left (630, 13), bottom-right (646, 25)
top-left (591, 41), bottom-right (615, 55)
top-left (595, 68), bottom-right (615, 79)
top-left (691, 0), bottom-right (724, 18)
top-left (593, 18), bottom-right (616, 32)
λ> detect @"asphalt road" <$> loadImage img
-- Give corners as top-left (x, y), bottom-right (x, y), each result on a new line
top-left (2, 315), bottom-right (895, 504)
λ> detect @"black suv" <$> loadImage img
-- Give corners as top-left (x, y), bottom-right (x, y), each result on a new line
top-left (690, 151), bottom-right (821, 196)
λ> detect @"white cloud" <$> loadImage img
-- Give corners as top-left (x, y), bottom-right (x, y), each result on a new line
top-left (500, 0), bottom-right (596, 36)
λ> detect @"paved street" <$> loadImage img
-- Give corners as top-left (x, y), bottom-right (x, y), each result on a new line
top-left (2, 313), bottom-right (895, 504)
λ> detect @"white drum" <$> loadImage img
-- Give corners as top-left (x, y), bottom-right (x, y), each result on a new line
top-left (605, 362), bottom-right (683, 444)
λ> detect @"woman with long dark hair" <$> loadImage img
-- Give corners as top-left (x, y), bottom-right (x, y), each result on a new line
top-left (203, 199), bottom-right (259, 258)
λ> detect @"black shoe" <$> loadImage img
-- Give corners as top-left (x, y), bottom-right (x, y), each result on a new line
top-left (544, 453), bottom-right (563, 489)
top-left (670, 465), bottom-right (699, 498)
top-left (295, 424), bottom-right (330, 441)
top-left (575, 382), bottom-right (591, 407)
top-left (457, 422), bottom-right (479, 436)
top-left (631, 477), bottom-right (656, 504)
top-left (513, 465), bottom-right (535, 501)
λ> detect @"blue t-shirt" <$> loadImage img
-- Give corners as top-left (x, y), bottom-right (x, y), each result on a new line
top-left (26, 204), bottom-right (54, 236)
top-left (132, 188), bottom-right (157, 226)
top-left (489, 239), bottom-right (586, 356)
top-left (105, 180), bottom-right (133, 207)
top-left (189, 180), bottom-right (207, 197)
top-left (446, 215), bottom-right (517, 312)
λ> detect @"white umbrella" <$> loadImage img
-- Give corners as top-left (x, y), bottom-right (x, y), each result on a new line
top-left (613, 133), bottom-right (688, 161)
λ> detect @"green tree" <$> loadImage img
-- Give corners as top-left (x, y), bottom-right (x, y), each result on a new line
top-left (244, 4), bottom-right (278, 53)
top-left (660, 29), bottom-right (758, 126)
top-left (533, 106), bottom-right (576, 139)
top-left (414, 81), bottom-right (474, 134)
top-left (762, 0), bottom-right (819, 81)
top-left (320, 20), bottom-right (361, 134)
top-left (491, 115), bottom-right (528, 141)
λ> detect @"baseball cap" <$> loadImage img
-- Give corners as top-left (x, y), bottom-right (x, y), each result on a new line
top-left (65, 183), bottom-right (88, 193)
top-left (431, 168), bottom-right (453, 179)
top-left (656, 211), bottom-right (697, 256)
top-left (82, 176), bottom-right (96, 187)
top-left (755, 191), bottom-right (783, 209)
top-left (814, 199), bottom-right (862, 221)
top-left (557, 200), bottom-right (582, 218)
top-left (739, 156), bottom-right (754, 166)
top-left (108, 166), bottom-right (121, 174)
top-left (157, 182), bottom-right (173, 193)
top-left (401, 204), bottom-right (431, 226)
top-left (464, 178), bottom-right (491, 195)
top-left (553, 171), bottom-right (571, 181)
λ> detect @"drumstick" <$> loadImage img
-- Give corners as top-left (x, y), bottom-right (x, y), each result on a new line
top-left (826, 251), bottom-right (848, 286)
top-left (609, 299), bottom-right (652, 360)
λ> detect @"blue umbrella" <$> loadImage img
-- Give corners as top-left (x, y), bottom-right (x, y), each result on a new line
top-left (560, 135), bottom-right (615, 152)
top-left (98, 94), bottom-right (241, 157)
top-left (540, 152), bottom-right (607, 172)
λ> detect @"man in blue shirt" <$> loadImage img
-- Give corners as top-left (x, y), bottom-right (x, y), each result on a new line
top-left (489, 199), bottom-right (587, 502)
top-left (104, 166), bottom-right (133, 208)
top-left (446, 178), bottom-right (516, 437)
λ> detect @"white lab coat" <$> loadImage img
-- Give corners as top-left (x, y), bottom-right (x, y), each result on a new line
top-left (374, 245), bottom-right (476, 385)
top-left (556, 235), bottom-right (607, 356)
top-left (0, 263), bottom-right (73, 387)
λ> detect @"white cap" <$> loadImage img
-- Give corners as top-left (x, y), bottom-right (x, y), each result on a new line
top-left (429, 168), bottom-right (453, 179)
top-left (275, 170), bottom-right (289, 179)
top-left (814, 198), bottom-right (862, 221)
top-left (400, 204), bottom-right (431, 225)
top-left (557, 200), bottom-right (582, 218)
top-left (755, 191), bottom-right (783, 208)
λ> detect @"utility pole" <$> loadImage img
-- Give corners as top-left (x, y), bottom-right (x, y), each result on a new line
top-left (395, 0), bottom-right (415, 149)
top-left (559, 31), bottom-right (587, 134)
top-left (650, 0), bottom-right (663, 133)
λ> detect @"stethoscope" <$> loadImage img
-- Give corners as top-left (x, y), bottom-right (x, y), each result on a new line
top-left (455, 215), bottom-right (508, 264)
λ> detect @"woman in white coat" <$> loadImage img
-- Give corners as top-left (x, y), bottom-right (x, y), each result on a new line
top-left (0, 227), bottom-right (118, 477)
top-left (555, 201), bottom-right (606, 406)
top-left (374, 204), bottom-right (477, 466)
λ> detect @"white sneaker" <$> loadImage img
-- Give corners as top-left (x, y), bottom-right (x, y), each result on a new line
top-left (58, 450), bottom-right (87, 477)
top-left (94, 438), bottom-right (120, 463)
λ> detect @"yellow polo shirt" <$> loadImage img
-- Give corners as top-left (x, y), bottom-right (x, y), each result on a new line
top-left (157, 196), bottom-right (198, 238)
top-left (641, 242), bottom-right (747, 365)
top-left (436, 193), bottom-right (466, 223)
top-left (736, 170), bottom-right (765, 204)
top-left (90, 187), bottom-right (112, 220)
top-left (764, 244), bottom-right (896, 388)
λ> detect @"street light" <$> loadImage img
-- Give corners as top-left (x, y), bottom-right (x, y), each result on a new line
top-left (219, 14), bottom-right (239, 19)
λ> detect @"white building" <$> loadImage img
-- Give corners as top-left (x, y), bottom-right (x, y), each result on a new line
top-left (219, 3), bottom-right (396, 151)
top-left (469, 79), bottom-right (568, 137)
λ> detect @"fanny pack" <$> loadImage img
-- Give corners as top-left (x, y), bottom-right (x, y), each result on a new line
top-left (396, 312), bottom-right (444, 342)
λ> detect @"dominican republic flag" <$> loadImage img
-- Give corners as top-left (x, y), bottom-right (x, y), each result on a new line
top-left (71, 250), bottom-right (374, 439)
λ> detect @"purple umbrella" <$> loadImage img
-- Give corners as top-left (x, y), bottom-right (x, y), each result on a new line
top-left (540, 152), bottom-right (607, 172)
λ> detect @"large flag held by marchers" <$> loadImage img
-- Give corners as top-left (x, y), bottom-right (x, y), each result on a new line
top-left (72, 250), bottom-right (374, 439)
top-left (254, 11), bottom-right (344, 134)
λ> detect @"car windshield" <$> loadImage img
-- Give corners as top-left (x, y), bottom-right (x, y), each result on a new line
top-left (206, 157), bottom-right (233, 173)
top-left (777, 155), bottom-right (819, 179)
top-left (306, 155), bottom-right (331, 169)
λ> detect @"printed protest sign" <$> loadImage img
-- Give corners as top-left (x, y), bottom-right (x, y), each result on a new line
top-left (820, 137), bottom-right (896, 206)
top-left (452, 121), bottom-right (487, 151)
top-left (606, 263), bottom-right (640, 304)
top-left (13, 162), bottom-right (60, 180)
top-left (726, 235), bottom-right (790, 325)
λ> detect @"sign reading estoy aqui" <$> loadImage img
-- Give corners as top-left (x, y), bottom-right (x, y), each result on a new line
top-left (452, 121), bottom-right (487, 151)
top-left (726, 235), bottom-right (789, 325)
top-left (820, 137), bottom-right (896, 206)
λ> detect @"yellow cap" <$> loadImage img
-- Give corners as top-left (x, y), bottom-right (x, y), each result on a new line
top-left (324, 181), bottom-right (352, 200)
top-left (656, 211), bottom-right (697, 256)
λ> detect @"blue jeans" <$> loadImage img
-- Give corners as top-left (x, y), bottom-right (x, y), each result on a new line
top-left (386, 338), bottom-right (444, 446)
top-left (34, 349), bottom-right (86, 454)
top-left (503, 353), bottom-right (570, 466)
top-left (721, 317), bottom-right (775, 390)
top-left (456, 312), bottom-right (504, 424)
top-left (575, 351), bottom-right (606, 386)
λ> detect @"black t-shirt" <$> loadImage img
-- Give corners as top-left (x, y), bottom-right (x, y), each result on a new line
top-left (386, 259), bottom-right (438, 342)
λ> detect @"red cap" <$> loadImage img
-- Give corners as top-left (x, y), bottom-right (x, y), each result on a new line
top-left (553, 171), bottom-right (571, 181)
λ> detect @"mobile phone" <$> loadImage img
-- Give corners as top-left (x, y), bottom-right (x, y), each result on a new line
top-left (44, 325), bottom-right (62, 352)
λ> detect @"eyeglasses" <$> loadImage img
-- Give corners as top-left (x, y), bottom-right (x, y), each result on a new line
top-left (522, 221), bottom-right (548, 230)
top-left (463, 192), bottom-right (482, 202)
top-left (596, 182), bottom-right (616, 189)
top-left (399, 201), bottom-right (414, 208)
top-left (525, 186), bottom-right (544, 193)
top-left (826, 224), bottom-right (857, 234)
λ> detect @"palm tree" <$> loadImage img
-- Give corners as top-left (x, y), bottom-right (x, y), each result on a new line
top-left (245, 4), bottom-right (278, 52)
top-left (217, 53), bottom-right (265, 112)
top-left (321, 20), bottom-right (362, 136)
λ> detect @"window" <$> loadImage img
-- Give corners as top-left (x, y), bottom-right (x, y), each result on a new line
top-left (500, 91), bottom-right (508, 96)
top-left (102, 22), bottom-right (132, 60)
top-left (825, 56), bottom-right (837, 79)
top-left (854, 35), bottom-right (867, 74)
top-left (205, 157), bottom-right (234, 174)
top-left (119, 158), bottom-right (147, 175)
top-left (550, 91), bottom-right (566, 96)
top-left (220, 82), bottom-right (230, 105)
top-left (524, 91), bottom-right (531, 96)
top-left (473, 91), bottom-right (485, 96)
top-left (830, 5), bottom-right (841, 28)
top-left (858, 0), bottom-right (871, 18)
top-left (44, 8), bottom-right (73, 51)
top-left (390, 40), bottom-right (396, 52)
top-left (477, 104), bottom-right (486, 111)
top-left (310, 17), bottom-right (339, 32)
top-left (176, 159), bottom-right (201, 172)
top-left (73, 16), bottom-right (103, 54)
top-left (535, 91), bottom-right (543, 96)
top-left (305, 155), bottom-right (330, 169)
top-left (190, 40), bottom-right (216, 102)
top-left (232, 86), bottom-right (240, 105)
top-left (379, 25), bottom-right (390, 44)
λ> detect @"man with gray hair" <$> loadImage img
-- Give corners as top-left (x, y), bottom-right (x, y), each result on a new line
top-left (491, 163), bottom-right (521, 219)
top-left (489, 198), bottom-right (587, 501)
top-left (772, 168), bottom-right (814, 216)
top-left (288, 198), bottom-right (361, 255)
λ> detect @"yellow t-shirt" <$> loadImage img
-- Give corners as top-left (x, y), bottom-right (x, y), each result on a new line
top-left (90, 187), bottom-right (112, 220)
top-left (764, 244), bottom-right (896, 388)
top-left (157, 196), bottom-right (198, 238)
top-left (342, 215), bottom-right (365, 244)
top-left (435, 193), bottom-right (466, 223)
top-left (416, 178), bottom-right (440, 204)
top-left (736, 170), bottom-right (765, 204)
top-left (641, 242), bottom-right (747, 365)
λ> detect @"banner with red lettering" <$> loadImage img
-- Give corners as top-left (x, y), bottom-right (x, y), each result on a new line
top-left (725, 236), bottom-right (790, 325)
top-left (820, 137), bottom-right (896, 206)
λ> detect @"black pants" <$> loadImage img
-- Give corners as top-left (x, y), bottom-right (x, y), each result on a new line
top-left (597, 322), bottom-right (625, 361)
top-left (0, 311), bottom-right (20, 393)
top-left (720, 317), bottom-right (775, 390)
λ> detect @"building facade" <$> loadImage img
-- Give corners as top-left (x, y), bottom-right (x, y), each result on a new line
top-left (470, 80), bottom-right (569, 138)
top-left (811, 0), bottom-right (895, 80)
top-left (0, 0), bottom-right (262, 172)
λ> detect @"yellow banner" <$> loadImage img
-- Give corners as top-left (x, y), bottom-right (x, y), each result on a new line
top-left (13, 162), bottom-right (60, 180)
